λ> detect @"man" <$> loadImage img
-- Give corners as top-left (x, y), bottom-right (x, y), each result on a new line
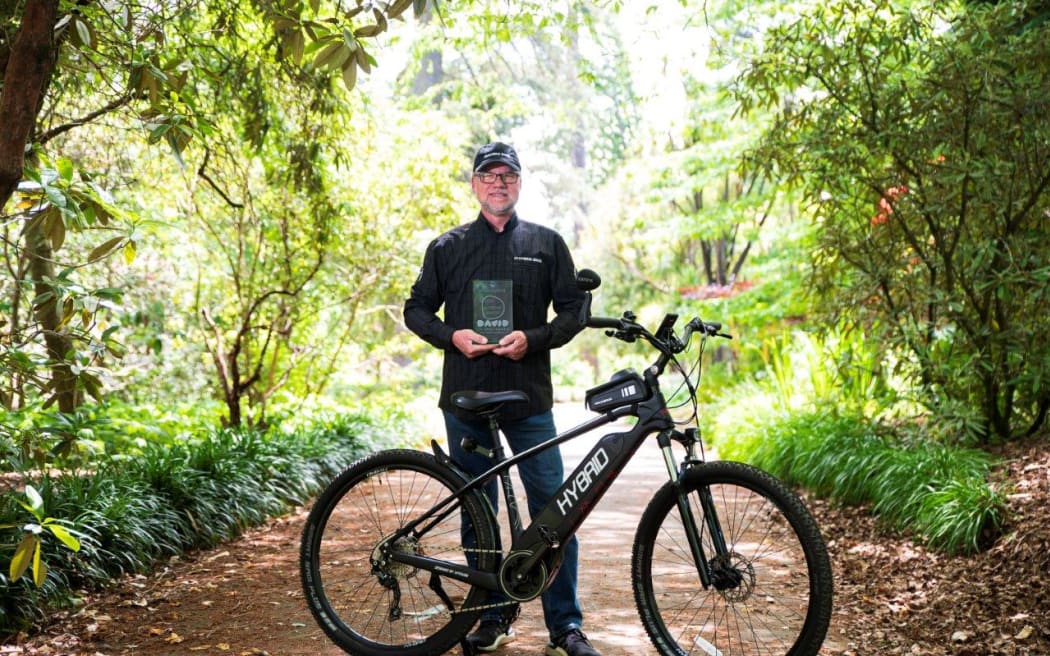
top-left (404, 142), bottom-right (601, 656)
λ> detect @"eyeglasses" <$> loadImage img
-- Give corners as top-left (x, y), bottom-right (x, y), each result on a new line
top-left (474, 171), bottom-right (520, 185)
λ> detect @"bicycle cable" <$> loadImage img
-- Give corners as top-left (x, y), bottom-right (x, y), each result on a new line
top-left (663, 331), bottom-right (705, 428)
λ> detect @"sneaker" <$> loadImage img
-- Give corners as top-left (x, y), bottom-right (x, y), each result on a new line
top-left (545, 628), bottom-right (602, 656)
top-left (466, 618), bottom-right (516, 652)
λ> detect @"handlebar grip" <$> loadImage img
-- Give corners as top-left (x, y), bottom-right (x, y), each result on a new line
top-left (683, 318), bottom-right (730, 343)
top-left (587, 316), bottom-right (622, 330)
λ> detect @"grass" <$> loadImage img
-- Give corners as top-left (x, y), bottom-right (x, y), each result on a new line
top-left (707, 328), bottom-right (1007, 557)
top-left (0, 412), bottom-right (387, 637)
top-left (712, 400), bottom-right (1006, 555)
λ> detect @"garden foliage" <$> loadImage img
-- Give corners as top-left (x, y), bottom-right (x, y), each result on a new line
top-left (0, 413), bottom-right (382, 636)
top-left (735, 0), bottom-right (1050, 441)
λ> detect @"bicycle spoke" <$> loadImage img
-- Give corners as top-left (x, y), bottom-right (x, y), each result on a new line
top-left (634, 462), bottom-right (832, 656)
top-left (301, 451), bottom-right (497, 655)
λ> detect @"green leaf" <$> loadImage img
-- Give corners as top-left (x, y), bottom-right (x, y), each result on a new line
top-left (372, 7), bottom-right (388, 31)
top-left (74, 16), bottom-right (94, 49)
top-left (292, 30), bottom-right (306, 64)
top-left (44, 185), bottom-right (68, 209)
top-left (148, 121), bottom-right (169, 143)
top-left (341, 60), bottom-right (358, 90)
top-left (24, 484), bottom-right (43, 512)
top-left (355, 47), bottom-right (372, 74)
top-left (88, 236), bottom-right (125, 263)
top-left (340, 28), bottom-right (359, 52)
top-left (54, 14), bottom-right (71, 34)
top-left (31, 290), bottom-right (55, 309)
top-left (354, 24), bottom-right (381, 38)
top-left (32, 544), bottom-right (47, 587)
top-left (314, 41), bottom-right (350, 71)
top-left (10, 533), bottom-right (36, 582)
top-left (272, 17), bottom-right (297, 32)
top-left (124, 239), bottom-right (137, 265)
top-left (389, 0), bottom-right (414, 18)
top-left (20, 208), bottom-right (47, 237)
top-left (80, 372), bottom-right (104, 402)
top-left (57, 157), bottom-right (74, 181)
top-left (48, 210), bottom-right (66, 251)
top-left (283, 29), bottom-right (306, 65)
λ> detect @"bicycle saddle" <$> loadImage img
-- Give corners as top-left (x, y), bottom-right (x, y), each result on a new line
top-left (451, 390), bottom-right (530, 413)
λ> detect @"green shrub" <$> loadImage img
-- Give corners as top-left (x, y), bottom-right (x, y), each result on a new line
top-left (0, 411), bottom-right (379, 638)
top-left (916, 477), bottom-right (1004, 554)
top-left (712, 400), bottom-right (1005, 555)
top-left (708, 330), bottom-right (1006, 556)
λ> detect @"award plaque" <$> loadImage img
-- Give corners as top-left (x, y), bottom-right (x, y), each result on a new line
top-left (473, 280), bottom-right (514, 341)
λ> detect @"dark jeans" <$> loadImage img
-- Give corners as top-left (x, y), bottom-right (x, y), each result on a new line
top-left (444, 410), bottom-right (583, 639)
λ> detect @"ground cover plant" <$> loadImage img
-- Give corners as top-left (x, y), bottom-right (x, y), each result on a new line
top-left (709, 329), bottom-right (1006, 555)
top-left (0, 412), bottom-right (386, 636)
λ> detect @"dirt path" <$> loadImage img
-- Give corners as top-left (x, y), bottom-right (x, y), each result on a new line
top-left (11, 408), bottom-right (1050, 656)
top-left (4, 405), bottom-right (842, 655)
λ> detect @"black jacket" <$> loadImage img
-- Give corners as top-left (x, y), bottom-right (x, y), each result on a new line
top-left (404, 213), bottom-right (584, 420)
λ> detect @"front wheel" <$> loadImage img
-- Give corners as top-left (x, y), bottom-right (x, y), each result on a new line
top-left (632, 461), bottom-right (833, 656)
top-left (300, 449), bottom-right (498, 656)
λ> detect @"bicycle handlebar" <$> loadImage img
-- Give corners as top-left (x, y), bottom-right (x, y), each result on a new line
top-left (576, 269), bottom-right (731, 361)
top-left (585, 316), bottom-right (623, 330)
top-left (585, 312), bottom-right (731, 355)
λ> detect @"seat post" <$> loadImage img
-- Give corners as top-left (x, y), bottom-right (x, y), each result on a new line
top-left (484, 412), bottom-right (508, 463)
top-left (484, 412), bottom-right (525, 536)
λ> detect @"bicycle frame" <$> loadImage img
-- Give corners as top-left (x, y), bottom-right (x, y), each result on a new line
top-left (303, 276), bottom-right (832, 656)
top-left (383, 363), bottom-right (719, 599)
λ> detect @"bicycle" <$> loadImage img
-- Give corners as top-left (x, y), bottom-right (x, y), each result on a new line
top-left (300, 269), bottom-right (833, 656)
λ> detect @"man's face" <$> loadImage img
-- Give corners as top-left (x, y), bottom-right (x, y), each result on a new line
top-left (471, 165), bottom-right (520, 218)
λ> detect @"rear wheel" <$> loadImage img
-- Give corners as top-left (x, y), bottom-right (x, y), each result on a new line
top-left (632, 461), bottom-right (832, 656)
top-left (300, 449), bottom-right (497, 656)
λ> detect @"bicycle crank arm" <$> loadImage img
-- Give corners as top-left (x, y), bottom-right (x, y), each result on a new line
top-left (388, 551), bottom-right (500, 592)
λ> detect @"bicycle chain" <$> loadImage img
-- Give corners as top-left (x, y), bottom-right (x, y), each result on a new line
top-left (454, 599), bottom-right (521, 614)
top-left (427, 544), bottom-right (505, 555)
top-left (423, 545), bottom-right (522, 615)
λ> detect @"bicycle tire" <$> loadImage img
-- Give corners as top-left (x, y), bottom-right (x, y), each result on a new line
top-left (632, 461), bottom-right (833, 656)
top-left (300, 449), bottom-right (498, 656)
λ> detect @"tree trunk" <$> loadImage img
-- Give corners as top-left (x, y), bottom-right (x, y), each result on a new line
top-left (411, 51), bottom-right (443, 96)
top-left (0, 0), bottom-right (59, 210)
top-left (409, 5), bottom-right (442, 97)
top-left (1, 1), bottom-right (72, 410)
top-left (25, 221), bottom-right (78, 412)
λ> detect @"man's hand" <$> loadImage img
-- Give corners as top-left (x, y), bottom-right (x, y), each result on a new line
top-left (452, 329), bottom-right (498, 359)
top-left (493, 330), bottom-right (528, 361)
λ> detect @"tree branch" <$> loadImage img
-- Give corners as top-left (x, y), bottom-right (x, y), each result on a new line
top-left (35, 94), bottom-right (133, 145)
top-left (198, 148), bottom-right (245, 208)
top-left (612, 250), bottom-right (672, 294)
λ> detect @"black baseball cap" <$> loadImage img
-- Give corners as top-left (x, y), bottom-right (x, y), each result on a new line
top-left (473, 142), bottom-right (521, 173)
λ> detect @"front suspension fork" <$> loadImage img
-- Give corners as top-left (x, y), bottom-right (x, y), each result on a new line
top-left (657, 429), bottom-right (730, 590)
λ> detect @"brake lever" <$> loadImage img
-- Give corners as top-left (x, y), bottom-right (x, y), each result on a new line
top-left (616, 331), bottom-right (637, 343)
